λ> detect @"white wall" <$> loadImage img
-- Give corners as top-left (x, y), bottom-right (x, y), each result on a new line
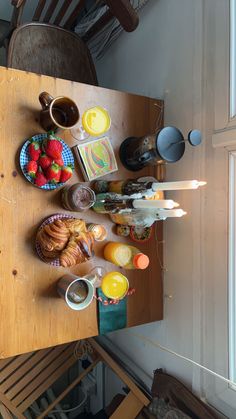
top-left (95, 0), bottom-right (207, 390)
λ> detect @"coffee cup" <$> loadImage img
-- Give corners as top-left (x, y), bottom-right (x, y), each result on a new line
top-left (57, 273), bottom-right (96, 310)
top-left (39, 92), bottom-right (79, 132)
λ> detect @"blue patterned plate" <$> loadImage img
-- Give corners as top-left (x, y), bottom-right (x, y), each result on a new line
top-left (19, 133), bottom-right (74, 190)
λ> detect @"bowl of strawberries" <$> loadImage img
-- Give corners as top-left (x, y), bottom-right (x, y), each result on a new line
top-left (20, 132), bottom-right (74, 190)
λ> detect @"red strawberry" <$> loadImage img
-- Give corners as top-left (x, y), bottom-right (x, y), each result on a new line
top-left (46, 163), bottom-right (61, 184)
top-left (43, 135), bottom-right (63, 159)
top-left (26, 160), bottom-right (38, 178)
top-left (38, 153), bottom-right (52, 170)
top-left (54, 156), bottom-right (64, 166)
top-left (60, 165), bottom-right (73, 183)
top-left (35, 168), bottom-right (47, 187)
top-left (28, 140), bottom-right (41, 161)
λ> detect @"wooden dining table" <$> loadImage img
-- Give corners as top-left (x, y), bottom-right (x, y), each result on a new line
top-left (0, 66), bottom-right (163, 358)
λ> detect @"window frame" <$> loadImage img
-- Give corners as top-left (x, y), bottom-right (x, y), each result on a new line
top-left (202, 0), bottom-right (236, 416)
top-left (229, 151), bottom-right (236, 389)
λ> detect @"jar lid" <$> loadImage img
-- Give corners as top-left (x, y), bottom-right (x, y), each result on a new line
top-left (133, 253), bottom-right (150, 269)
top-left (157, 126), bottom-right (185, 162)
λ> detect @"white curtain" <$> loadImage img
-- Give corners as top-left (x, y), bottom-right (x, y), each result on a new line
top-left (74, 0), bottom-right (150, 59)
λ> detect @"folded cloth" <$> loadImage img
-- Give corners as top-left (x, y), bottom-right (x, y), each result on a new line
top-left (97, 288), bottom-right (127, 335)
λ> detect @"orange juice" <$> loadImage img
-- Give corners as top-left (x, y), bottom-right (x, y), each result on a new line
top-left (82, 106), bottom-right (111, 136)
top-left (104, 242), bottom-right (149, 270)
top-left (101, 272), bottom-right (128, 299)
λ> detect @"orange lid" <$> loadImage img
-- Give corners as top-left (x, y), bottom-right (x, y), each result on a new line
top-left (133, 253), bottom-right (149, 269)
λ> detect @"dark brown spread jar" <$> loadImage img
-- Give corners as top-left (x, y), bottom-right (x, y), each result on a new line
top-left (61, 184), bottom-right (96, 212)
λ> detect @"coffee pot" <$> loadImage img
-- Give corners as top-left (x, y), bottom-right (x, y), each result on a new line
top-left (119, 127), bottom-right (201, 171)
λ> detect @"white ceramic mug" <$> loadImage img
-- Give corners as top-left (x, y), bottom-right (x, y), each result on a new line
top-left (57, 273), bottom-right (96, 311)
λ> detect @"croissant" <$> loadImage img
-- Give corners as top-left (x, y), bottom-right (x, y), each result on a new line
top-left (62, 219), bottom-right (87, 235)
top-left (40, 247), bottom-right (61, 260)
top-left (60, 231), bottom-right (95, 267)
top-left (76, 231), bottom-right (94, 259)
top-left (37, 219), bottom-right (70, 252)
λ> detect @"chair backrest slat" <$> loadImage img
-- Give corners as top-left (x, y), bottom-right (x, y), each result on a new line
top-left (43, 0), bottom-right (60, 23)
top-left (0, 358), bottom-right (14, 372)
top-left (10, 0), bottom-right (26, 28)
top-left (11, 343), bottom-right (75, 407)
top-left (63, 0), bottom-right (86, 29)
top-left (53, 0), bottom-right (71, 26)
top-left (0, 347), bottom-right (53, 394)
top-left (32, 0), bottom-right (47, 21)
top-left (17, 351), bottom-right (77, 413)
top-left (0, 352), bottom-right (33, 383)
top-left (5, 344), bottom-right (69, 400)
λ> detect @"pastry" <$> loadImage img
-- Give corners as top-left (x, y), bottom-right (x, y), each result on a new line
top-left (36, 219), bottom-right (70, 252)
top-left (60, 231), bottom-right (95, 267)
top-left (62, 218), bottom-right (87, 235)
top-left (40, 247), bottom-right (61, 260)
top-left (76, 231), bottom-right (94, 259)
top-left (37, 218), bottom-right (95, 266)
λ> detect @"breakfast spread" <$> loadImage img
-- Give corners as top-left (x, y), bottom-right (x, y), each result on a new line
top-left (17, 94), bottom-right (205, 312)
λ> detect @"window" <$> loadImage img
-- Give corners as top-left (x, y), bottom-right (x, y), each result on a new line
top-left (229, 151), bottom-right (236, 390)
top-left (207, 0), bottom-right (236, 416)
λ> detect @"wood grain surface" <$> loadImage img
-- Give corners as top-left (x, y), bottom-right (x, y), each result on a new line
top-left (0, 66), bottom-right (163, 358)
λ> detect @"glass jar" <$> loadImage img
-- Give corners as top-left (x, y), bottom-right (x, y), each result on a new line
top-left (61, 183), bottom-right (96, 211)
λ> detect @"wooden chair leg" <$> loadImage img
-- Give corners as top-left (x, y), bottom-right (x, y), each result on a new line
top-left (110, 392), bottom-right (145, 419)
top-left (88, 338), bottom-right (150, 408)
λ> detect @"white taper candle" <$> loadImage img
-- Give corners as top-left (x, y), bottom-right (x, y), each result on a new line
top-left (157, 209), bottom-right (187, 218)
top-left (152, 180), bottom-right (206, 191)
top-left (133, 199), bottom-right (179, 209)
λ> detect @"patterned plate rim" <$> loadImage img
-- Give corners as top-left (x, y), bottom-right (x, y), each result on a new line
top-left (19, 134), bottom-right (74, 190)
top-left (35, 213), bottom-right (75, 266)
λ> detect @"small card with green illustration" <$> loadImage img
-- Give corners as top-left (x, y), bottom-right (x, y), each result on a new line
top-left (73, 136), bottom-right (118, 181)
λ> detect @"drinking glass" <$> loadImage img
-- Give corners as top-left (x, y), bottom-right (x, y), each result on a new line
top-left (87, 266), bottom-right (107, 288)
top-left (70, 106), bottom-right (111, 141)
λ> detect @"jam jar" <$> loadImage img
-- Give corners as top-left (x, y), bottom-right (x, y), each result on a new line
top-left (62, 183), bottom-right (96, 211)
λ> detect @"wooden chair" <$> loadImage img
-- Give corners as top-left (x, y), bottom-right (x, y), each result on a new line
top-left (4, 0), bottom-right (139, 85)
top-left (0, 338), bottom-right (150, 418)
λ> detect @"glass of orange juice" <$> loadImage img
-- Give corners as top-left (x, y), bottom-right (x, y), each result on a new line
top-left (71, 106), bottom-right (111, 141)
top-left (101, 272), bottom-right (129, 300)
top-left (85, 268), bottom-right (129, 300)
